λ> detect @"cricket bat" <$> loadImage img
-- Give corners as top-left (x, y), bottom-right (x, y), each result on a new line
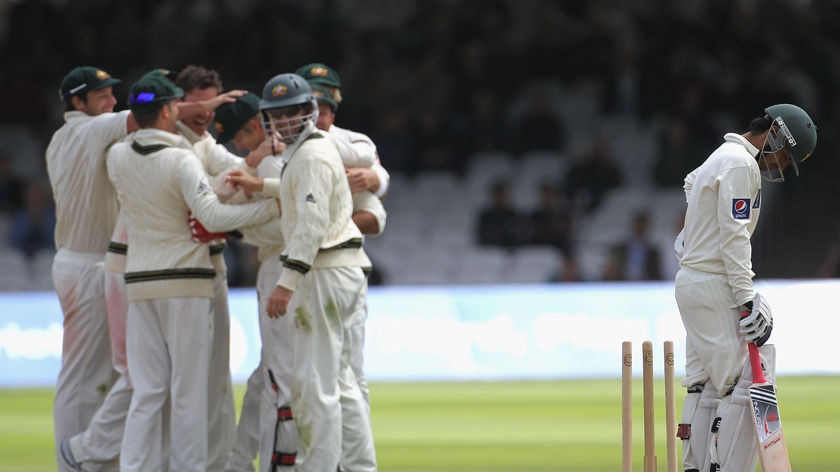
top-left (747, 340), bottom-right (792, 471)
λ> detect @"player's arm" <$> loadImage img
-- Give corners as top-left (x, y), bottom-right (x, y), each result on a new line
top-left (238, 217), bottom-right (284, 248)
top-left (346, 161), bottom-right (390, 197)
top-left (330, 132), bottom-right (377, 169)
top-left (352, 191), bottom-right (386, 236)
top-left (277, 159), bottom-right (334, 292)
top-left (717, 166), bottom-right (759, 306)
top-left (176, 89), bottom-right (247, 120)
top-left (179, 155), bottom-right (279, 232)
top-left (226, 170), bottom-right (279, 196)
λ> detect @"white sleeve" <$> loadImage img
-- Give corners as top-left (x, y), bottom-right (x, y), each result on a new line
top-left (372, 161), bottom-right (390, 198)
top-left (178, 155), bottom-right (279, 232)
top-left (240, 217), bottom-right (284, 248)
top-left (213, 165), bottom-right (257, 203)
top-left (204, 142), bottom-right (250, 177)
top-left (330, 133), bottom-right (377, 169)
top-left (717, 167), bottom-right (757, 306)
top-left (276, 159), bottom-right (333, 291)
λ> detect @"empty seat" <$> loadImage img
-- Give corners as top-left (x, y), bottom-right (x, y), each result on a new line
top-left (450, 246), bottom-right (512, 285)
top-left (508, 245), bottom-right (563, 284)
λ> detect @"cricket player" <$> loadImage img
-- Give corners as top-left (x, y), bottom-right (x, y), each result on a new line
top-left (46, 65), bottom-right (138, 472)
top-left (58, 67), bottom-right (254, 472)
top-left (298, 62), bottom-right (390, 419)
top-left (107, 74), bottom-right (280, 471)
top-left (673, 104), bottom-right (816, 472)
top-left (216, 88), bottom-right (384, 470)
top-left (238, 72), bottom-right (375, 471)
top-left (308, 80), bottom-right (386, 413)
top-left (210, 92), bottom-right (295, 472)
top-left (173, 64), bottom-right (269, 471)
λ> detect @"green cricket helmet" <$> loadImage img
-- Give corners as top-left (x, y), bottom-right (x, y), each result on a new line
top-left (259, 73), bottom-right (317, 145)
top-left (761, 103), bottom-right (817, 182)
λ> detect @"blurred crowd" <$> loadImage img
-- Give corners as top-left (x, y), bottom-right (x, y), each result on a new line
top-left (2, 0), bottom-right (840, 284)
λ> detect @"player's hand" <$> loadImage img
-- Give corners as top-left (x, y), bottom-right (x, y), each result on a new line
top-left (267, 285), bottom-right (293, 318)
top-left (740, 292), bottom-right (773, 347)
top-left (226, 169), bottom-right (264, 194)
top-left (206, 89), bottom-right (247, 111)
top-left (267, 131), bottom-right (286, 156)
top-left (188, 212), bottom-right (228, 243)
top-left (346, 167), bottom-right (379, 194)
top-left (246, 137), bottom-right (284, 168)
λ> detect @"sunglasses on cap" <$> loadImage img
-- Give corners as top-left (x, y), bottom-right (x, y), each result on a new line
top-left (129, 92), bottom-right (180, 105)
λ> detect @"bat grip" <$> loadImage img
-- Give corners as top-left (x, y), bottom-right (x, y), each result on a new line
top-left (748, 342), bottom-right (766, 383)
top-left (741, 310), bottom-right (767, 383)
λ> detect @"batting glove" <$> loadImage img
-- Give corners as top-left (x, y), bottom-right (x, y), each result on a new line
top-left (739, 292), bottom-right (773, 347)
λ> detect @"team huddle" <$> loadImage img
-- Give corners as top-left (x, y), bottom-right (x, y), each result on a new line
top-left (48, 63), bottom-right (387, 471)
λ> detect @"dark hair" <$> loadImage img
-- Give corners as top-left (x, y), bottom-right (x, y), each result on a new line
top-left (133, 106), bottom-right (163, 128)
top-left (747, 115), bottom-right (772, 135)
top-left (63, 91), bottom-right (90, 111)
top-left (174, 64), bottom-right (223, 94)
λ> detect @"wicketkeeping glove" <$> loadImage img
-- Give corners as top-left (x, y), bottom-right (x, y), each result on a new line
top-left (739, 292), bottom-right (773, 347)
top-left (188, 213), bottom-right (228, 243)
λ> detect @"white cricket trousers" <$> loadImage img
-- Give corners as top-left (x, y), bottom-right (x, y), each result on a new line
top-left (284, 266), bottom-right (376, 472)
top-left (674, 266), bottom-right (747, 393)
top-left (209, 265), bottom-right (237, 471)
top-left (52, 249), bottom-right (115, 472)
top-left (226, 255), bottom-right (286, 472)
top-left (348, 282), bottom-right (370, 409)
top-left (67, 268), bottom-right (130, 467)
top-left (120, 297), bottom-right (213, 472)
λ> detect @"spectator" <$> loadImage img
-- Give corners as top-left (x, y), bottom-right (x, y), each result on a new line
top-left (527, 182), bottom-right (574, 256)
top-left (564, 133), bottom-right (623, 214)
top-left (477, 181), bottom-right (525, 249)
top-left (601, 210), bottom-right (662, 281)
top-left (8, 180), bottom-right (55, 258)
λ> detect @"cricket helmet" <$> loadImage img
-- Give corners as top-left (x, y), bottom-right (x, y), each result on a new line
top-left (259, 73), bottom-right (318, 145)
top-left (760, 103), bottom-right (817, 182)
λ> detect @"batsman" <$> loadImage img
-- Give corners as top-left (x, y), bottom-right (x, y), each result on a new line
top-left (672, 103), bottom-right (817, 472)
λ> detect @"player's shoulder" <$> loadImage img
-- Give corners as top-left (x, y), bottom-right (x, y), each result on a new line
top-left (300, 132), bottom-right (343, 163)
top-left (329, 124), bottom-right (374, 145)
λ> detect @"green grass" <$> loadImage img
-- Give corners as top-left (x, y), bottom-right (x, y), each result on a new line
top-left (1, 377), bottom-right (838, 471)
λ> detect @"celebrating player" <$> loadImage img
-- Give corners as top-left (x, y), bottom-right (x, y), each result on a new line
top-left (107, 74), bottom-right (279, 471)
top-left (46, 65), bottom-right (139, 472)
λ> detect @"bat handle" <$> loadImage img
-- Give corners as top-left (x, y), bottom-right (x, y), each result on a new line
top-left (741, 310), bottom-right (767, 383)
top-left (748, 342), bottom-right (766, 383)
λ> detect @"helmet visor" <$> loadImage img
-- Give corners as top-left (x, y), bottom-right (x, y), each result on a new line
top-left (261, 103), bottom-right (317, 145)
top-left (759, 124), bottom-right (794, 182)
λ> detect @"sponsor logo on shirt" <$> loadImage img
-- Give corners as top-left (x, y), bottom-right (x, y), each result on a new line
top-left (732, 198), bottom-right (751, 219)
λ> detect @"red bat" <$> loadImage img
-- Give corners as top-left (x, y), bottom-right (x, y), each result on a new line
top-left (746, 339), bottom-right (792, 471)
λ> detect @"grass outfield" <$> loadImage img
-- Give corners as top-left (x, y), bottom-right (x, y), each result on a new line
top-left (0, 377), bottom-right (837, 471)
